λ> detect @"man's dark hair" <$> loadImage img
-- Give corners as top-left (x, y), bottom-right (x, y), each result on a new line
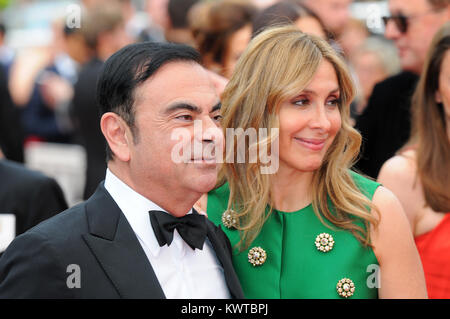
top-left (97, 41), bottom-right (201, 161)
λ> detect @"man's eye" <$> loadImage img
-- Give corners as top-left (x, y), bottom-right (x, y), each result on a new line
top-left (176, 115), bottom-right (193, 121)
top-left (212, 114), bottom-right (223, 122)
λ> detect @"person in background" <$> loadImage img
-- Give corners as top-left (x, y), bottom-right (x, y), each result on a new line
top-left (252, 1), bottom-right (328, 39)
top-left (198, 25), bottom-right (426, 299)
top-left (301, 0), bottom-right (353, 39)
top-left (71, 5), bottom-right (132, 200)
top-left (189, 0), bottom-right (258, 79)
top-left (147, 0), bottom-right (171, 37)
top-left (0, 153), bottom-right (68, 257)
top-left (137, 0), bottom-right (169, 43)
top-left (338, 17), bottom-right (369, 60)
top-left (378, 22), bottom-right (450, 299)
top-left (20, 22), bottom-right (91, 144)
top-left (0, 21), bottom-right (15, 78)
top-left (350, 36), bottom-right (401, 119)
top-left (1, 66), bottom-right (68, 252)
top-left (354, 0), bottom-right (450, 179)
top-left (165, 0), bottom-right (200, 46)
top-left (0, 62), bottom-right (23, 163)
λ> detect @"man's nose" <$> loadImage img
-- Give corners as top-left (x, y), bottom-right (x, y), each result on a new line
top-left (194, 117), bottom-right (223, 144)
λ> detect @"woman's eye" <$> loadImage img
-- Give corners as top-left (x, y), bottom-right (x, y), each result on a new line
top-left (293, 98), bottom-right (309, 106)
top-left (326, 98), bottom-right (341, 107)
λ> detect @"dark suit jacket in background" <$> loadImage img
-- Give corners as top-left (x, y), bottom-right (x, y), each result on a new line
top-left (71, 57), bottom-right (106, 200)
top-left (0, 159), bottom-right (68, 238)
top-left (0, 183), bottom-right (244, 299)
top-left (0, 66), bottom-right (24, 163)
top-left (354, 71), bottom-right (419, 179)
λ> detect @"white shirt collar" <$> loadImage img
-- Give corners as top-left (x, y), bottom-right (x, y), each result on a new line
top-left (104, 169), bottom-right (192, 257)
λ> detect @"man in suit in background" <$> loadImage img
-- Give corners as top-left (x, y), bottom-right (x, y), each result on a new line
top-left (0, 156), bottom-right (68, 255)
top-left (0, 62), bottom-right (23, 163)
top-left (0, 41), bottom-right (243, 299)
top-left (71, 5), bottom-right (131, 199)
top-left (354, 0), bottom-right (450, 178)
top-left (1, 58), bottom-right (68, 256)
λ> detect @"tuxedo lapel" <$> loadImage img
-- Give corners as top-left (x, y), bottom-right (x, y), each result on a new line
top-left (82, 184), bottom-right (165, 299)
top-left (205, 222), bottom-right (244, 299)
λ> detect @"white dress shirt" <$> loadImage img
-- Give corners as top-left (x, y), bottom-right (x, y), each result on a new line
top-left (104, 169), bottom-right (231, 299)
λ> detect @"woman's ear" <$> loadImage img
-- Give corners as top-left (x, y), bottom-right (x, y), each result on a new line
top-left (100, 112), bottom-right (132, 162)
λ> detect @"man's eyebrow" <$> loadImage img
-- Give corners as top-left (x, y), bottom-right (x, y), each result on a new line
top-left (164, 101), bottom-right (222, 114)
top-left (210, 102), bottom-right (221, 113)
top-left (164, 102), bottom-right (202, 114)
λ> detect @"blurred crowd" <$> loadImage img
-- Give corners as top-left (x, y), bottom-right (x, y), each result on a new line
top-left (0, 0), bottom-right (449, 297)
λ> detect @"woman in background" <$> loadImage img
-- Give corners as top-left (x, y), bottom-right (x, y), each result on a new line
top-left (378, 22), bottom-right (450, 299)
top-left (252, 0), bottom-right (328, 39)
top-left (189, 0), bottom-right (257, 79)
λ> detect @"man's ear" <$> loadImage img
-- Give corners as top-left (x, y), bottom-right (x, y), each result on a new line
top-left (100, 112), bottom-right (132, 162)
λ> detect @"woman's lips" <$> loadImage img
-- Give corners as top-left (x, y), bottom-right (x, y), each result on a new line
top-left (294, 137), bottom-right (326, 151)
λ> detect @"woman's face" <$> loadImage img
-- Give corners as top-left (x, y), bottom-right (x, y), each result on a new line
top-left (278, 59), bottom-right (342, 173)
top-left (436, 49), bottom-right (450, 126)
top-left (222, 24), bottom-right (252, 79)
top-left (295, 16), bottom-right (327, 39)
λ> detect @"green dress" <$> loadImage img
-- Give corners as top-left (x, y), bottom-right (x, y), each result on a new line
top-left (207, 171), bottom-right (380, 299)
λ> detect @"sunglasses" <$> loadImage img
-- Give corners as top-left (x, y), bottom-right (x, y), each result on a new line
top-left (382, 15), bottom-right (409, 33)
top-left (382, 8), bottom-right (445, 34)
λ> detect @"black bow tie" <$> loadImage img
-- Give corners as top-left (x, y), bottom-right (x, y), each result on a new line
top-left (149, 210), bottom-right (207, 250)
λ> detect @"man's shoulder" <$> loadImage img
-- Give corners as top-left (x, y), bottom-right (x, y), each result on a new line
top-left (24, 201), bottom-right (88, 241)
top-left (0, 160), bottom-right (64, 202)
top-left (0, 160), bottom-right (54, 185)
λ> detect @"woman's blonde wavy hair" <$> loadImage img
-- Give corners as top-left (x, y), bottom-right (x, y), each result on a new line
top-left (218, 25), bottom-right (380, 251)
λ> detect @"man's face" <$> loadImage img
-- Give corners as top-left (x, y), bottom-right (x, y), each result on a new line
top-left (305, 0), bottom-right (352, 36)
top-left (127, 61), bottom-right (223, 201)
top-left (385, 0), bottom-right (449, 74)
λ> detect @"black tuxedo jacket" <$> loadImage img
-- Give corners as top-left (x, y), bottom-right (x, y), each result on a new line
top-left (0, 183), bottom-right (244, 299)
top-left (0, 67), bottom-right (24, 163)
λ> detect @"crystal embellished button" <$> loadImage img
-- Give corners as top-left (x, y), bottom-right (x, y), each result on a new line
top-left (315, 233), bottom-right (335, 252)
top-left (336, 278), bottom-right (355, 298)
top-left (248, 247), bottom-right (267, 266)
top-left (221, 209), bottom-right (238, 229)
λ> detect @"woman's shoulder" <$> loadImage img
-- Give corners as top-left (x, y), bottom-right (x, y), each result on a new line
top-left (383, 149), bottom-right (416, 168)
top-left (377, 152), bottom-right (417, 191)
